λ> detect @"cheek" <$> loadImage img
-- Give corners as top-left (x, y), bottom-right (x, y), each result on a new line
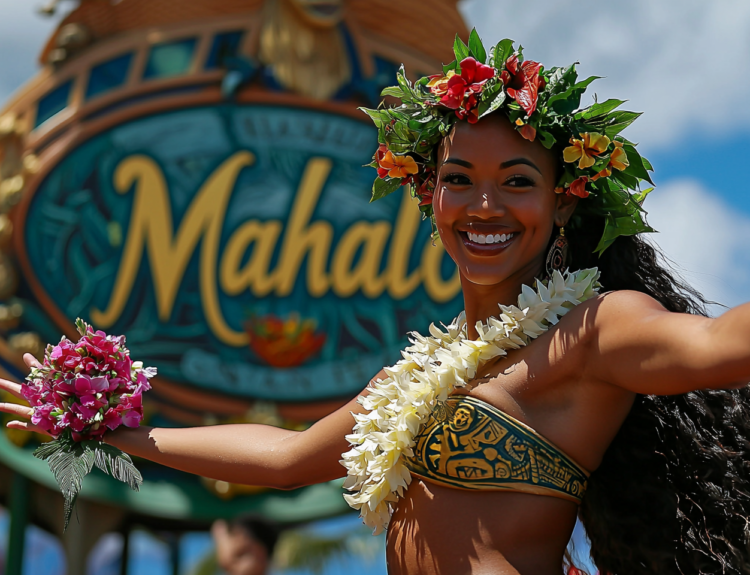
top-left (510, 191), bottom-right (556, 234)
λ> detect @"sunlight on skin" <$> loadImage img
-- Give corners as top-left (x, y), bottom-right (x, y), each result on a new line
top-left (433, 116), bottom-right (578, 338)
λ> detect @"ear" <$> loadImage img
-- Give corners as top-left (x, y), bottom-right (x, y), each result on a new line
top-left (554, 192), bottom-right (579, 228)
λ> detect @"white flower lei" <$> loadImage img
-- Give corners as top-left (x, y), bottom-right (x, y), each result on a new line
top-left (340, 268), bottom-right (601, 534)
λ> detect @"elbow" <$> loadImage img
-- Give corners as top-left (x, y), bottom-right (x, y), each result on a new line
top-left (267, 462), bottom-right (314, 491)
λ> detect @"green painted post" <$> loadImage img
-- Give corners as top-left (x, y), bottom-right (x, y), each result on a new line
top-left (119, 524), bottom-right (130, 575)
top-left (6, 472), bottom-right (30, 575)
top-left (170, 533), bottom-right (181, 575)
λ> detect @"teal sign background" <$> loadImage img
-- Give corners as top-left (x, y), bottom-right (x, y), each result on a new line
top-left (23, 104), bottom-right (462, 401)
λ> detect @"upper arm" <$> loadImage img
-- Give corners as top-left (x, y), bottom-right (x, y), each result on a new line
top-left (587, 291), bottom-right (749, 395)
top-left (282, 371), bottom-right (380, 488)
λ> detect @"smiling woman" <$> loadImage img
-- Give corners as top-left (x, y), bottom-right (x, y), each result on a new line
top-left (3, 30), bottom-right (750, 575)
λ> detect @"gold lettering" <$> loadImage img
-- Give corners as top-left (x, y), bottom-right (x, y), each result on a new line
top-left (331, 221), bottom-right (391, 298)
top-left (273, 158), bottom-right (334, 297)
top-left (91, 152), bottom-right (255, 346)
top-left (421, 237), bottom-right (461, 303)
top-left (220, 220), bottom-right (282, 297)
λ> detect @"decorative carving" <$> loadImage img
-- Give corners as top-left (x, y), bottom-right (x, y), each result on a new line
top-left (406, 396), bottom-right (588, 502)
top-left (259, 0), bottom-right (351, 100)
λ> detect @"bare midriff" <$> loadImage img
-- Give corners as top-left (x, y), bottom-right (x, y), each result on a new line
top-left (386, 478), bottom-right (578, 575)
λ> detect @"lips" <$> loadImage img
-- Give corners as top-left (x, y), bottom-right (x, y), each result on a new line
top-left (460, 230), bottom-right (518, 256)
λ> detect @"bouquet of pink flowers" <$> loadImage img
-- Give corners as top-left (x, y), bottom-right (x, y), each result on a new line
top-left (21, 319), bottom-right (155, 529)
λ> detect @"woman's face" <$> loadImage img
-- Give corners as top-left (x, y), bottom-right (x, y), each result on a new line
top-left (433, 116), bottom-right (576, 287)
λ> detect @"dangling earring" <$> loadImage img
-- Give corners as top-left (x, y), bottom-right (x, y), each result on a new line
top-left (545, 226), bottom-right (569, 277)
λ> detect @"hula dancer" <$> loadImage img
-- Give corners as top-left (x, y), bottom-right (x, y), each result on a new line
top-left (3, 31), bottom-right (750, 575)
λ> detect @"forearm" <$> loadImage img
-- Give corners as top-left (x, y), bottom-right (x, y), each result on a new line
top-left (105, 423), bottom-right (305, 489)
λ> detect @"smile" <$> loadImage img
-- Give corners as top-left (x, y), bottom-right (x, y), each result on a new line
top-left (467, 232), bottom-right (515, 245)
top-left (461, 231), bottom-right (518, 255)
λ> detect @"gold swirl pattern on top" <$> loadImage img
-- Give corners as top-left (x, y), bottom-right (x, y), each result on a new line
top-left (405, 395), bottom-right (589, 503)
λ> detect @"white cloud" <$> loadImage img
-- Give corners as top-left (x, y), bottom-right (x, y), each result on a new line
top-left (644, 178), bottom-right (750, 310)
top-left (460, 0), bottom-right (750, 151)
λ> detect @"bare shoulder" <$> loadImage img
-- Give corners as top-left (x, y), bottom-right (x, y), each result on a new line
top-left (586, 290), bottom-right (668, 324)
top-left (560, 290), bottom-right (668, 350)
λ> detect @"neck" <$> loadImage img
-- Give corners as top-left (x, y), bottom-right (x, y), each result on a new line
top-left (461, 259), bottom-right (544, 339)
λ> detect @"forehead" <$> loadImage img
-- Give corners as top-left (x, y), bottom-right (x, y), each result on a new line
top-left (439, 115), bottom-right (557, 174)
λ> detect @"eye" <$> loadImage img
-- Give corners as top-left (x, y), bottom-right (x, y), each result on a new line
top-left (443, 172), bottom-right (472, 186)
top-left (505, 175), bottom-right (535, 188)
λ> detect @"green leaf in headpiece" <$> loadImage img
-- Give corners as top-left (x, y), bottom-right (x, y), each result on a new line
top-left (468, 29), bottom-right (487, 63)
top-left (371, 177), bottom-right (404, 202)
top-left (492, 39), bottom-right (515, 67)
top-left (548, 76), bottom-right (600, 115)
top-left (453, 34), bottom-right (470, 61)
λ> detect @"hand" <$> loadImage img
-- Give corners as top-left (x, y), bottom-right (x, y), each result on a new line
top-left (0, 353), bottom-right (51, 436)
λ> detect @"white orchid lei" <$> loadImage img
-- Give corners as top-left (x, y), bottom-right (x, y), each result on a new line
top-left (340, 268), bottom-right (601, 534)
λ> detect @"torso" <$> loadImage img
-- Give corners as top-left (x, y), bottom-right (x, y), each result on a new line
top-left (385, 296), bottom-right (636, 575)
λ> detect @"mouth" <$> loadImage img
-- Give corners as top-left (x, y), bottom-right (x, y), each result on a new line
top-left (460, 230), bottom-right (518, 256)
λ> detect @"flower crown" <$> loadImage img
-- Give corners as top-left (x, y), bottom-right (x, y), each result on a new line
top-left (362, 30), bottom-right (655, 253)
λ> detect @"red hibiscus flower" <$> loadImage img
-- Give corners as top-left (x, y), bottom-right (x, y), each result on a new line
top-left (436, 57), bottom-right (495, 121)
top-left (415, 168), bottom-right (436, 206)
top-left (503, 55), bottom-right (543, 117)
top-left (375, 144), bottom-right (389, 179)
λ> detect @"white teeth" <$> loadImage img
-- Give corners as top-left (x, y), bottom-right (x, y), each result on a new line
top-left (467, 231), bottom-right (515, 244)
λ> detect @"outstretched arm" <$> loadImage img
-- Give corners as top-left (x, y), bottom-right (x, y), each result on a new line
top-left (587, 291), bottom-right (750, 394)
top-left (1, 354), bottom-right (375, 490)
top-left (104, 395), bottom-right (367, 490)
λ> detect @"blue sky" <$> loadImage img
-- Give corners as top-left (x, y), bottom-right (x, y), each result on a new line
top-left (460, 0), bottom-right (750, 309)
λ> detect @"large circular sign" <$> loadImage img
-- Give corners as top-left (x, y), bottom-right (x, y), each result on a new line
top-left (20, 103), bottom-right (462, 401)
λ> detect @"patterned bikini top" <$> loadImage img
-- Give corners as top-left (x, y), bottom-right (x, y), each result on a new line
top-left (404, 395), bottom-right (590, 504)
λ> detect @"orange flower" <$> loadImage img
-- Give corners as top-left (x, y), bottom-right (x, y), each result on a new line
top-left (515, 118), bottom-right (536, 142)
top-left (563, 133), bottom-right (611, 169)
top-left (556, 176), bottom-right (590, 198)
top-left (591, 141), bottom-right (630, 181)
top-left (378, 150), bottom-right (419, 180)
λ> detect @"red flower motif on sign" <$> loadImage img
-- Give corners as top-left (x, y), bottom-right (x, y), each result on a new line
top-left (504, 55), bottom-right (543, 116)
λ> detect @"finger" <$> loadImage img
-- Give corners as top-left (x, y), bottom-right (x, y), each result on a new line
top-left (23, 353), bottom-right (42, 369)
top-left (0, 402), bottom-right (33, 419)
top-left (0, 378), bottom-right (25, 400)
top-left (6, 420), bottom-right (49, 436)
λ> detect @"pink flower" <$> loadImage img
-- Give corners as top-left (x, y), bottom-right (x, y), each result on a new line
top-left (74, 375), bottom-right (108, 396)
top-left (31, 404), bottom-right (56, 432)
top-left (22, 320), bottom-right (156, 443)
top-left (103, 408), bottom-right (123, 431)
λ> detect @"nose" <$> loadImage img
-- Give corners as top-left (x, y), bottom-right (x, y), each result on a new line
top-left (466, 182), bottom-right (506, 219)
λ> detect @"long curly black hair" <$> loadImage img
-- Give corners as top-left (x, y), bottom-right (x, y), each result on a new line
top-left (566, 214), bottom-right (750, 574)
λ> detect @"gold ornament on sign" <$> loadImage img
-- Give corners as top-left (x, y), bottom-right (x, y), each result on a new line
top-left (259, 0), bottom-right (351, 100)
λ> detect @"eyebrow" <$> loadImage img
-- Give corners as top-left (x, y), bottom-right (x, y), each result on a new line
top-left (443, 157), bottom-right (473, 168)
top-left (500, 158), bottom-right (542, 175)
top-left (442, 157), bottom-right (543, 175)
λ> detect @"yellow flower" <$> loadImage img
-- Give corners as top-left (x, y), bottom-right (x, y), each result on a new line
top-left (591, 141), bottom-right (630, 181)
top-left (563, 132), bottom-right (611, 169)
top-left (379, 151), bottom-right (419, 179)
top-left (426, 70), bottom-right (456, 96)
top-left (609, 140), bottom-right (629, 171)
